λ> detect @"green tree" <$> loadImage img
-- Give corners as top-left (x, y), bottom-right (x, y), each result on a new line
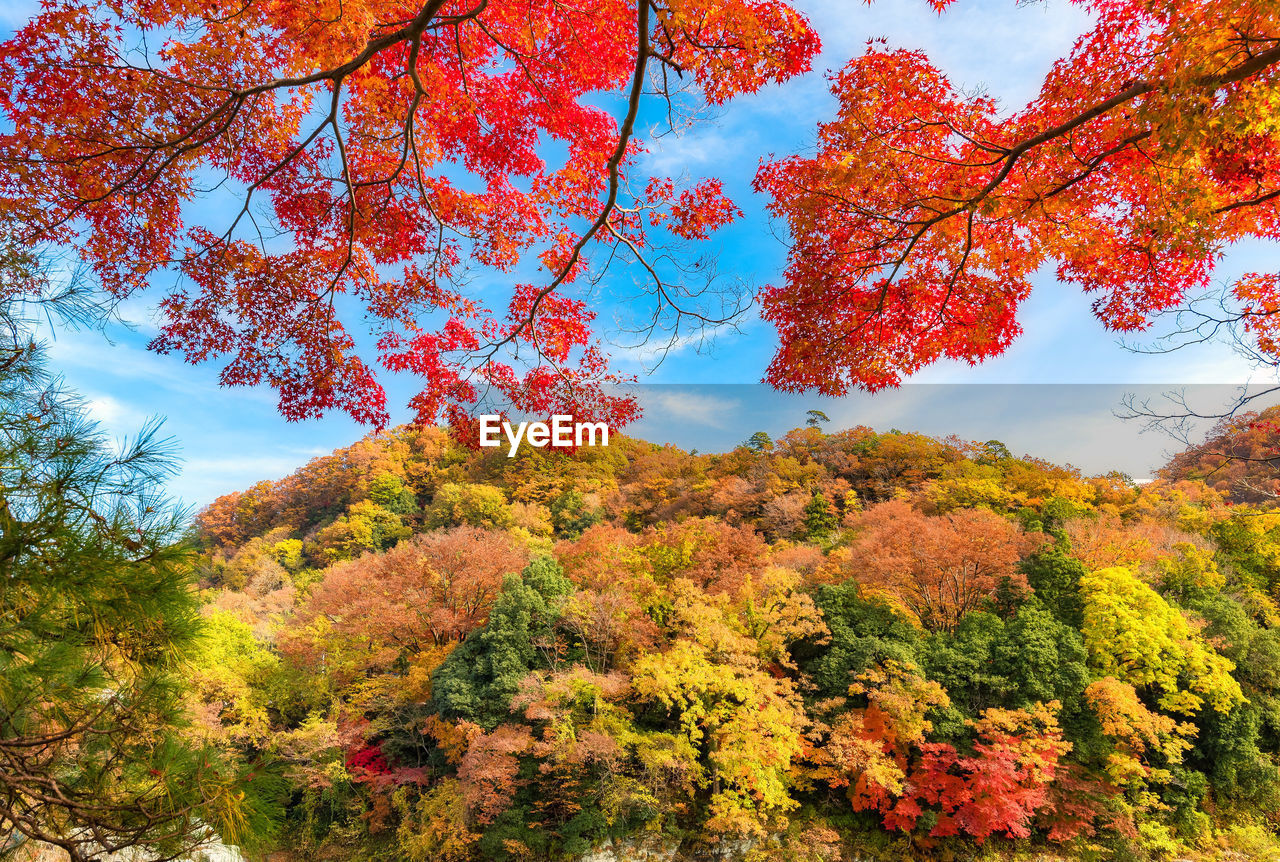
top-left (1020, 545), bottom-right (1086, 628)
top-left (922, 612), bottom-right (1015, 730)
top-left (975, 439), bottom-right (1013, 464)
top-left (919, 601), bottom-right (1088, 734)
top-left (0, 337), bottom-right (278, 860)
top-left (801, 584), bottom-right (921, 701)
top-left (548, 488), bottom-right (602, 539)
top-left (802, 491), bottom-right (837, 541)
top-left (431, 558), bottom-right (573, 729)
top-left (367, 471), bottom-right (418, 514)
top-left (804, 409), bottom-right (829, 428)
top-left (997, 599), bottom-right (1090, 713)
top-left (745, 431), bottom-right (774, 453)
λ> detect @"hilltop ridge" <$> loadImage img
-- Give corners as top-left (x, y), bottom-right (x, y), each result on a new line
top-left (185, 421), bottom-right (1280, 861)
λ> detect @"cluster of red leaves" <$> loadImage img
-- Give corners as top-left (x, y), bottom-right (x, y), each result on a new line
top-left (0, 0), bottom-right (820, 427)
top-left (6, 0), bottom-right (1277, 419)
top-left (810, 662), bottom-right (1091, 845)
top-left (755, 0), bottom-right (1280, 394)
top-left (876, 729), bottom-right (1069, 843)
top-left (347, 743), bottom-right (392, 777)
top-left (840, 697), bottom-right (1075, 843)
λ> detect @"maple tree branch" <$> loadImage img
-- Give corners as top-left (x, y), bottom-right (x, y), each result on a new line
top-left (814, 40), bottom-right (1280, 342)
top-left (1041, 131), bottom-right (1153, 201)
top-left (24, 0), bottom-right (453, 268)
top-left (471, 0), bottom-right (652, 363)
top-left (949, 40), bottom-right (1280, 222)
top-left (5, 0), bottom-right (810, 425)
top-left (1214, 187), bottom-right (1280, 214)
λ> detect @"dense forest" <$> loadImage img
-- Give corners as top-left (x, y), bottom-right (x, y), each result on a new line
top-left (63, 406), bottom-right (1278, 861)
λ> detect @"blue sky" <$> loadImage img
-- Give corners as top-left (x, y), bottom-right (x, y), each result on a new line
top-left (6, 0), bottom-right (1278, 507)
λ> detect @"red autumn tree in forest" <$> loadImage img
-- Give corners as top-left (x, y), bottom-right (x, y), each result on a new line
top-left (810, 663), bottom-right (1073, 844)
top-left (3, 0), bottom-right (1279, 422)
top-left (845, 500), bottom-right (1032, 632)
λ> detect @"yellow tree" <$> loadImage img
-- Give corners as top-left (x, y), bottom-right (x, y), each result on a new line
top-left (1079, 566), bottom-right (1244, 715)
top-left (630, 574), bottom-right (824, 839)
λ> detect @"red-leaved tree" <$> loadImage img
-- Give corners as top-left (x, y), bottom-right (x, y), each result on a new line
top-left (4, 0), bottom-right (1279, 422)
top-left (0, 0), bottom-right (818, 428)
top-left (755, 0), bottom-right (1280, 395)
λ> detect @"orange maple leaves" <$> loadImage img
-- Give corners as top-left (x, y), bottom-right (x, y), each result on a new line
top-left (1, 0), bottom-right (819, 426)
top-left (756, 0), bottom-right (1280, 394)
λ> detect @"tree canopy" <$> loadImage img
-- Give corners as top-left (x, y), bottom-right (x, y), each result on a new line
top-left (135, 414), bottom-right (1280, 859)
top-left (3, 0), bottom-right (1278, 426)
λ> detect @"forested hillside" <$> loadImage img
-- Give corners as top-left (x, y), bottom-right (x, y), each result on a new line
top-left (179, 421), bottom-right (1280, 861)
top-left (1162, 405), bottom-right (1280, 506)
top-left (6, 0), bottom-right (1280, 857)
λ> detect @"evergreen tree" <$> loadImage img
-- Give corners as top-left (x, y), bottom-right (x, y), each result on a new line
top-left (0, 310), bottom-right (277, 859)
top-left (367, 472), bottom-right (418, 515)
top-left (431, 557), bottom-right (573, 729)
top-left (802, 583), bottom-right (921, 700)
top-left (803, 491), bottom-right (838, 540)
top-left (745, 431), bottom-right (773, 453)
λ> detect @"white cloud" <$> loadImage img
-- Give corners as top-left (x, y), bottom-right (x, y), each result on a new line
top-left (47, 334), bottom-right (188, 387)
top-left (645, 390), bottom-right (741, 429)
top-left (793, 0), bottom-right (1094, 109)
top-left (45, 330), bottom-right (279, 407)
top-left (83, 394), bottom-right (147, 430)
top-left (642, 129), bottom-right (743, 177)
top-left (112, 297), bottom-right (162, 334)
top-left (616, 331), bottom-right (708, 367)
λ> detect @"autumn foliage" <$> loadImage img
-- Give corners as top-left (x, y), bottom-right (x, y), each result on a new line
top-left (8, 0), bottom-right (1280, 857)
top-left (754, 0), bottom-right (1280, 395)
top-left (844, 499), bottom-right (1035, 632)
top-left (5, 0), bottom-right (1279, 426)
top-left (0, 0), bottom-right (818, 428)
top-left (280, 527), bottom-right (529, 678)
top-left (155, 419), bottom-right (1280, 859)
top-left (813, 663), bottom-right (1071, 843)
top-left (1161, 404), bottom-right (1280, 504)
